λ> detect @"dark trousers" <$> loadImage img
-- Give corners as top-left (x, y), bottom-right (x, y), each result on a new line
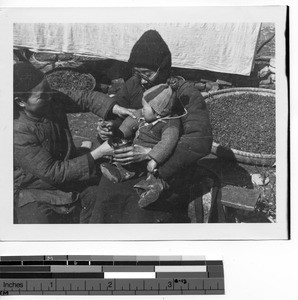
top-left (16, 185), bottom-right (98, 224)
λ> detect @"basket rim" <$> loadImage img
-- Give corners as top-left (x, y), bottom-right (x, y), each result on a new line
top-left (203, 87), bottom-right (275, 100)
top-left (205, 87), bottom-right (276, 160)
top-left (212, 142), bottom-right (275, 159)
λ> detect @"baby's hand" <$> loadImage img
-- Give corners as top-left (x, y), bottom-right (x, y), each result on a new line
top-left (147, 159), bottom-right (158, 173)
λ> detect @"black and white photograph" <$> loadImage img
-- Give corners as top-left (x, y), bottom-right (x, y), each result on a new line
top-left (0, 6), bottom-right (288, 240)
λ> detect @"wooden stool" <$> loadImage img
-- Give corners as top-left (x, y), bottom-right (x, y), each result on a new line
top-left (187, 165), bottom-right (225, 223)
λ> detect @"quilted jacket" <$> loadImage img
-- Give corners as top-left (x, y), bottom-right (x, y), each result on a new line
top-left (114, 76), bottom-right (213, 181)
top-left (119, 109), bottom-right (180, 164)
top-left (14, 89), bottom-right (116, 205)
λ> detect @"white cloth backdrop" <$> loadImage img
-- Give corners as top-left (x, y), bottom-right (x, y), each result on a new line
top-left (13, 23), bottom-right (261, 76)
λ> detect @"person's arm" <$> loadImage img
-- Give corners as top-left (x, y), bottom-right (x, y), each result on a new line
top-left (147, 119), bottom-right (180, 165)
top-left (56, 89), bottom-right (135, 120)
top-left (158, 79), bottom-right (213, 181)
top-left (14, 125), bottom-right (112, 187)
top-left (94, 79), bottom-right (132, 141)
top-left (113, 78), bottom-right (131, 108)
top-left (56, 89), bottom-right (116, 119)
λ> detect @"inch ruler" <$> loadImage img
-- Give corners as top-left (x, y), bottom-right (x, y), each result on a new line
top-left (0, 255), bottom-right (224, 295)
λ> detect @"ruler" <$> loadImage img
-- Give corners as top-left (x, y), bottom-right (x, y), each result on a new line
top-left (0, 256), bottom-right (224, 295)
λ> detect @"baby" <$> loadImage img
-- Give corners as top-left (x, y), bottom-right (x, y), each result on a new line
top-left (100, 83), bottom-right (181, 208)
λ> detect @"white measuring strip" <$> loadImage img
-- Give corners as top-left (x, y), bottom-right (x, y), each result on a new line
top-left (104, 272), bottom-right (156, 279)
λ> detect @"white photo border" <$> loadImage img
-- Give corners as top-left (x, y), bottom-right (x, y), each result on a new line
top-left (0, 6), bottom-right (289, 241)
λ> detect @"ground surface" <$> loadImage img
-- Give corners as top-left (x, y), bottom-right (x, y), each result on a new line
top-left (46, 23), bottom-right (277, 223)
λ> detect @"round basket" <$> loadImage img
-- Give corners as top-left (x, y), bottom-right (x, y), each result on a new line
top-left (204, 87), bottom-right (276, 166)
top-left (45, 67), bottom-right (96, 91)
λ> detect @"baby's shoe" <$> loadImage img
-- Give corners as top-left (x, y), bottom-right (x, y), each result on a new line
top-left (138, 176), bottom-right (165, 208)
top-left (100, 162), bottom-right (135, 183)
top-left (134, 173), bottom-right (157, 195)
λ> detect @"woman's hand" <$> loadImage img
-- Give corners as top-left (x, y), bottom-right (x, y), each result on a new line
top-left (90, 140), bottom-right (114, 160)
top-left (113, 144), bottom-right (151, 165)
top-left (112, 104), bottom-right (136, 119)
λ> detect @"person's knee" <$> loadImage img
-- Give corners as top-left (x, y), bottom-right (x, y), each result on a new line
top-left (79, 186), bottom-right (98, 223)
top-left (17, 202), bottom-right (52, 223)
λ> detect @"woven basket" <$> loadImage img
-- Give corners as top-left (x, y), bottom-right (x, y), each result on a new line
top-left (45, 67), bottom-right (96, 91)
top-left (204, 87), bottom-right (276, 166)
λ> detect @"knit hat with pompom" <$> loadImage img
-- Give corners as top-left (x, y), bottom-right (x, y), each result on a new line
top-left (143, 83), bottom-right (176, 117)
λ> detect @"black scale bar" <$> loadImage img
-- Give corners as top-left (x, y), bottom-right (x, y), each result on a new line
top-left (114, 261), bottom-right (137, 265)
top-left (0, 273), bottom-right (104, 279)
top-left (23, 261), bottom-right (45, 265)
top-left (67, 261), bottom-right (89, 265)
top-left (0, 267), bottom-right (51, 272)
top-left (90, 261), bottom-right (113, 265)
top-left (0, 262), bottom-right (22, 266)
top-left (136, 261), bottom-right (159, 266)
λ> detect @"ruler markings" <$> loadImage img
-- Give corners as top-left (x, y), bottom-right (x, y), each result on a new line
top-left (156, 272), bottom-right (208, 278)
top-left (0, 256), bottom-right (224, 295)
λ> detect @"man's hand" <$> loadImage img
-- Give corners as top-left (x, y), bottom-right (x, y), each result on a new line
top-left (97, 120), bottom-right (113, 141)
top-left (113, 144), bottom-right (151, 165)
top-left (112, 104), bottom-right (136, 119)
top-left (147, 159), bottom-right (157, 173)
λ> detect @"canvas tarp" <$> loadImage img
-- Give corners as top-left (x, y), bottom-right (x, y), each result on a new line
top-left (13, 23), bottom-right (261, 76)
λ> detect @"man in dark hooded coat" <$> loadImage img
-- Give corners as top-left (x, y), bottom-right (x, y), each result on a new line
top-left (90, 30), bottom-right (213, 223)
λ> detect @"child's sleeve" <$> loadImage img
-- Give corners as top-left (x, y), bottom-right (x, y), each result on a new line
top-left (148, 118), bottom-right (181, 165)
top-left (118, 109), bottom-right (142, 139)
